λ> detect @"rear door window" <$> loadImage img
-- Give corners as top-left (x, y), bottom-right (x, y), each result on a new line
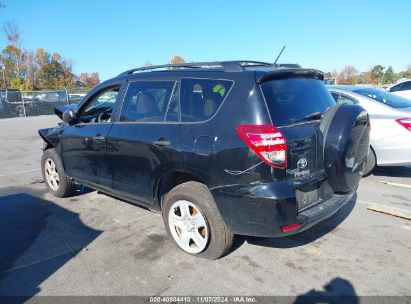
top-left (180, 78), bottom-right (233, 122)
top-left (260, 78), bottom-right (336, 126)
top-left (120, 81), bottom-right (176, 122)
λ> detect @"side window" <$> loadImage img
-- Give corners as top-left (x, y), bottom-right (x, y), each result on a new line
top-left (79, 86), bottom-right (120, 123)
top-left (390, 83), bottom-right (403, 92)
top-left (402, 81), bottom-right (411, 90)
top-left (120, 81), bottom-right (175, 122)
top-left (180, 78), bottom-right (233, 122)
top-left (334, 93), bottom-right (356, 105)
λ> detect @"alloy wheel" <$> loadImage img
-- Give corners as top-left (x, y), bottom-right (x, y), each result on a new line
top-left (44, 158), bottom-right (60, 191)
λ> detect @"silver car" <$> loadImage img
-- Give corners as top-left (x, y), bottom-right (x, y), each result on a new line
top-left (328, 86), bottom-right (411, 175)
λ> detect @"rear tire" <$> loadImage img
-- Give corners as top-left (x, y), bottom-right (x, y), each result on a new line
top-left (163, 181), bottom-right (234, 259)
top-left (363, 147), bottom-right (376, 176)
top-left (41, 148), bottom-right (74, 198)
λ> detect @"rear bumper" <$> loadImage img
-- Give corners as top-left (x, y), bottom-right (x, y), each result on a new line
top-left (211, 181), bottom-right (355, 237)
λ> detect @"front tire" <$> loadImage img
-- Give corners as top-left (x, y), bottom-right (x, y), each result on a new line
top-left (41, 148), bottom-right (74, 198)
top-left (163, 181), bottom-right (234, 259)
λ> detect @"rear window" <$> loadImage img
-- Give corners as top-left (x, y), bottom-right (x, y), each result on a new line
top-left (353, 88), bottom-right (411, 109)
top-left (260, 78), bottom-right (335, 126)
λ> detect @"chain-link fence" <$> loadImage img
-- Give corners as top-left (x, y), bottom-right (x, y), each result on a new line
top-left (0, 89), bottom-right (89, 118)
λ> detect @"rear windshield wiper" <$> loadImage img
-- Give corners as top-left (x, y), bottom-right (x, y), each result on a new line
top-left (291, 111), bottom-right (324, 124)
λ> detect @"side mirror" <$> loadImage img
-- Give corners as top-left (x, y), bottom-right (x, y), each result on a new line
top-left (62, 110), bottom-right (77, 124)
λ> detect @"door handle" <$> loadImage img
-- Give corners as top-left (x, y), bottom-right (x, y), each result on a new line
top-left (153, 140), bottom-right (171, 147)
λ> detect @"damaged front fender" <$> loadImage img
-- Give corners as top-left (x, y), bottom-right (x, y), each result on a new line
top-left (38, 127), bottom-right (61, 151)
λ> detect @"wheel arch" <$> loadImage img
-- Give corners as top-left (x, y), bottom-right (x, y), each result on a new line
top-left (154, 169), bottom-right (209, 210)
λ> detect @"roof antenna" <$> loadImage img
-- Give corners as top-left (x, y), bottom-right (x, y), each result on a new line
top-left (274, 46), bottom-right (286, 66)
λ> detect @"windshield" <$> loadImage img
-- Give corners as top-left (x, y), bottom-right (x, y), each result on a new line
top-left (260, 78), bottom-right (336, 126)
top-left (353, 88), bottom-right (411, 109)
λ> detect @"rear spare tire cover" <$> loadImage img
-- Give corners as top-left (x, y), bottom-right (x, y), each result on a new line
top-left (321, 104), bottom-right (370, 193)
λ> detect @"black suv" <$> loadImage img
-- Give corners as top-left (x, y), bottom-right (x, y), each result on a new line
top-left (39, 61), bottom-right (370, 259)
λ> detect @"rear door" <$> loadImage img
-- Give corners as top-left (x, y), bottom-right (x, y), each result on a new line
top-left (105, 79), bottom-right (180, 205)
top-left (260, 77), bottom-right (336, 209)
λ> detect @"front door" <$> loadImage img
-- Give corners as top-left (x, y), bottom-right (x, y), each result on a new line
top-left (106, 79), bottom-right (180, 204)
top-left (61, 84), bottom-right (122, 187)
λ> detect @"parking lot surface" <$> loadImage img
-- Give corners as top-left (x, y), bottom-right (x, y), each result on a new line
top-left (0, 116), bottom-right (410, 297)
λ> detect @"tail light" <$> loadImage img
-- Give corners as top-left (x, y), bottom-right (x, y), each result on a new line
top-left (396, 118), bottom-right (411, 131)
top-left (236, 124), bottom-right (287, 168)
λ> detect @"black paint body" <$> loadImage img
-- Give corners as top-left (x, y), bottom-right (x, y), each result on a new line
top-left (39, 66), bottom-right (369, 237)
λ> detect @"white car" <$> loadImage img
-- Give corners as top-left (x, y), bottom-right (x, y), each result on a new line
top-left (387, 79), bottom-right (411, 100)
top-left (328, 86), bottom-right (411, 175)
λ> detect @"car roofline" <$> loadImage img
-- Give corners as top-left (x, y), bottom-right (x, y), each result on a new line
top-left (118, 61), bottom-right (277, 76)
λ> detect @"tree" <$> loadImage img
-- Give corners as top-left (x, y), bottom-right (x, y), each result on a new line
top-left (3, 21), bottom-right (23, 75)
top-left (0, 21), bottom-right (97, 90)
top-left (1, 45), bottom-right (24, 84)
top-left (382, 66), bottom-right (395, 84)
top-left (169, 55), bottom-right (185, 64)
top-left (406, 65), bottom-right (411, 78)
top-left (35, 48), bottom-right (49, 87)
top-left (78, 72), bottom-right (100, 88)
top-left (88, 72), bottom-right (100, 87)
top-left (60, 58), bottom-right (74, 88)
top-left (24, 50), bottom-right (36, 90)
top-left (3, 21), bottom-right (20, 46)
top-left (338, 65), bottom-right (358, 85)
top-left (370, 65), bottom-right (384, 84)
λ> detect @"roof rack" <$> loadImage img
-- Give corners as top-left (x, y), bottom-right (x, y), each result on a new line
top-left (118, 60), bottom-right (275, 76)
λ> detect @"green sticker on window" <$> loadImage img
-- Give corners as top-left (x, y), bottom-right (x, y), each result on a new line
top-left (212, 84), bottom-right (226, 97)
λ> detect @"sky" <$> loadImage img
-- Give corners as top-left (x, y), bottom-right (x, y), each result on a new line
top-left (1, 0), bottom-right (410, 81)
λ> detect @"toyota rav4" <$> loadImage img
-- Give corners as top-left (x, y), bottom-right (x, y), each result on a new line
top-left (38, 61), bottom-right (370, 259)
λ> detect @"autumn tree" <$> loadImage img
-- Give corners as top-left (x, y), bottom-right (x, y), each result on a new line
top-left (78, 72), bottom-right (100, 88)
top-left (169, 55), bottom-right (185, 64)
top-left (0, 20), bottom-right (99, 90)
top-left (31, 48), bottom-right (75, 89)
top-left (23, 50), bottom-right (35, 89)
top-left (338, 65), bottom-right (358, 85)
